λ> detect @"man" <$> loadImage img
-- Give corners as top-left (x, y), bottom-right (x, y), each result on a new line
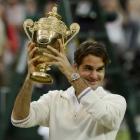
top-left (11, 40), bottom-right (126, 140)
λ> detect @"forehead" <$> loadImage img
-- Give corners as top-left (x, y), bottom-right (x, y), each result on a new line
top-left (81, 54), bottom-right (104, 67)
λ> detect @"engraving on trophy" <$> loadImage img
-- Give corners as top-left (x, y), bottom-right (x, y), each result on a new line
top-left (23, 5), bottom-right (80, 84)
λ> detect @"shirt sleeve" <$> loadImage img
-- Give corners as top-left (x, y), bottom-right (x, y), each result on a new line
top-left (11, 91), bottom-right (55, 128)
top-left (78, 87), bottom-right (127, 130)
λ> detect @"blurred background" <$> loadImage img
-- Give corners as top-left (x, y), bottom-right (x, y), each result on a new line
top-left (0, 0), bottom-right (140, 140)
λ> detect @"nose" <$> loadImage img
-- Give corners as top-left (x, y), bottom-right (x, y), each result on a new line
top-left (89, 70), bottom-right (98, 79)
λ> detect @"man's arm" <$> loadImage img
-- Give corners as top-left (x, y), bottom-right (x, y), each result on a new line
top-left (12, 75), bottom-right (33, 120)
top-left (64, 69), bottom-right (89, 97)
top-left (78, 88), bottom-right (127, 130)
top-left (45, 40), bottom-right (89, 97)
top-left (12, 42), bottom-right (38, 120)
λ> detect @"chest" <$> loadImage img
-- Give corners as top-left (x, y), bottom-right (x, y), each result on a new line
top-left (50, 95), bottom-right (97, 129)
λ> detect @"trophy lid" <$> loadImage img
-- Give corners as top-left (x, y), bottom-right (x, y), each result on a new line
top-left (46, 5), bottom-right (61, 20)
top-left (36, 4), bottom-right (68, 36)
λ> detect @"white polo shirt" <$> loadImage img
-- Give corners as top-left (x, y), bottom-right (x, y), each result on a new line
top-left (11, 86), bottom-right (126, 140)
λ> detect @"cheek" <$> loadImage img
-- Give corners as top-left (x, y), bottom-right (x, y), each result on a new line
top-left (79, 71), bottom-right (90, 77)
top-left (99, 72), bottom-right (105, 80)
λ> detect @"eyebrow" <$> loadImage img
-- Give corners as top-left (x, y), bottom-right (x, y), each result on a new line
top-left (84, 65), bottom-right (105, 70)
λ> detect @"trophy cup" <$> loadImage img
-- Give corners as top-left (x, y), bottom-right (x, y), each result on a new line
top-left (23, 5), bottom-right (80, 84)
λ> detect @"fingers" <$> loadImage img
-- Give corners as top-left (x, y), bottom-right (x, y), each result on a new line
top-left (46, 39), bottom-right (65, 55)
top-left (27, 42), bottom-right (38, 60)
top-left (26, 40), bottom-right (66, 70)
top-left (44, 61), bottom-right (60, 68)
top-left (27, 42), bottom-right (35, 52)
top-left (28, 55), bottom-right (40, 66)
top-left (29, 47), bottom-right (38, 60)
top-left (43, 52), bottom-right (58, 61)
top-left (58, 39), bottom-right (65, 54)
top-left (47, 45), bottom-right (60, 56)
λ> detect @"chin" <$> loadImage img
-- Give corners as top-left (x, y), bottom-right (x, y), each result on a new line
top-left (91, 85), bottom-right (98, 90)
top-left (88, 84), bottom-right (99, 90)
top-left (85, 80), bottom-right (101, 89)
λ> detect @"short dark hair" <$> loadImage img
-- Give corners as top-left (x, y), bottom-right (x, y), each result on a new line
top-left (74, 40), bottom-right (110, 66)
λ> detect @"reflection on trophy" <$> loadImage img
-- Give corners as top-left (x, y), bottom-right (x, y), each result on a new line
top-left (23, 5), bottom-right (80, 84)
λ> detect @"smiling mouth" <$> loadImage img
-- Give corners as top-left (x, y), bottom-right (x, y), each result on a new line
top-left (86, 80), bottom-right (98, 85)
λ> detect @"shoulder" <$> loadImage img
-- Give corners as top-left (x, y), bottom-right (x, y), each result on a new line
top-left (98, 87), bottom-right (126, 102)
top-left (35, 87), bottom-right (73, 103)
top-left (101, 87), bottom-right (127, 106)
top-left (35, 89), bottom-right (65, 101)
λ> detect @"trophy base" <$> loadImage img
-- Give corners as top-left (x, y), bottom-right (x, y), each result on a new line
top-left (30, 72), bottom-right (53, 84)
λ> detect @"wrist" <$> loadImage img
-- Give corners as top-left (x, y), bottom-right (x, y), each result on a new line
top-left (65, 71), bottom-right (80, 83)
top-left (25, 74), bottom-right (33, 85)
top-left (63, 67), bottom-right (80, 83)
top-left (70, 72), bottom-right (80, 82)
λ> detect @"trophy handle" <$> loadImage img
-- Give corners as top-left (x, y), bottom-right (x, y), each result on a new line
top-left (64, 23), bottom-right (80, 46)
top-left (23, 19), bottom-right (34, 41)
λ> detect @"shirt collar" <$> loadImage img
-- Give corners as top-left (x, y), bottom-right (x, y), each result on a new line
top-left (61, 86), bottom-right (107, 99)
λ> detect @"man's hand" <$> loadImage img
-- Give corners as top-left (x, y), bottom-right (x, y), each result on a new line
top-left (43, 39), bottom-right (75, 77)
top-left (26, 42), bottom-right (40, 78)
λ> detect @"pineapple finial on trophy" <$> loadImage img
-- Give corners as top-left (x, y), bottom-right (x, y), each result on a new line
top-left (46, 4), bottom-right (61, 20)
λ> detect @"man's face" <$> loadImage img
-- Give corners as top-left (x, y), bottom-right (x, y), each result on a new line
top-left (75, 54), bottom-right (105, 90)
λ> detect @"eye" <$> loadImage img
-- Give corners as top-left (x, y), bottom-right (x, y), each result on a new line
top-left (97, 67), bottom-right (105, 72)
top-left (83, 66), bottom-right (93, 71)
